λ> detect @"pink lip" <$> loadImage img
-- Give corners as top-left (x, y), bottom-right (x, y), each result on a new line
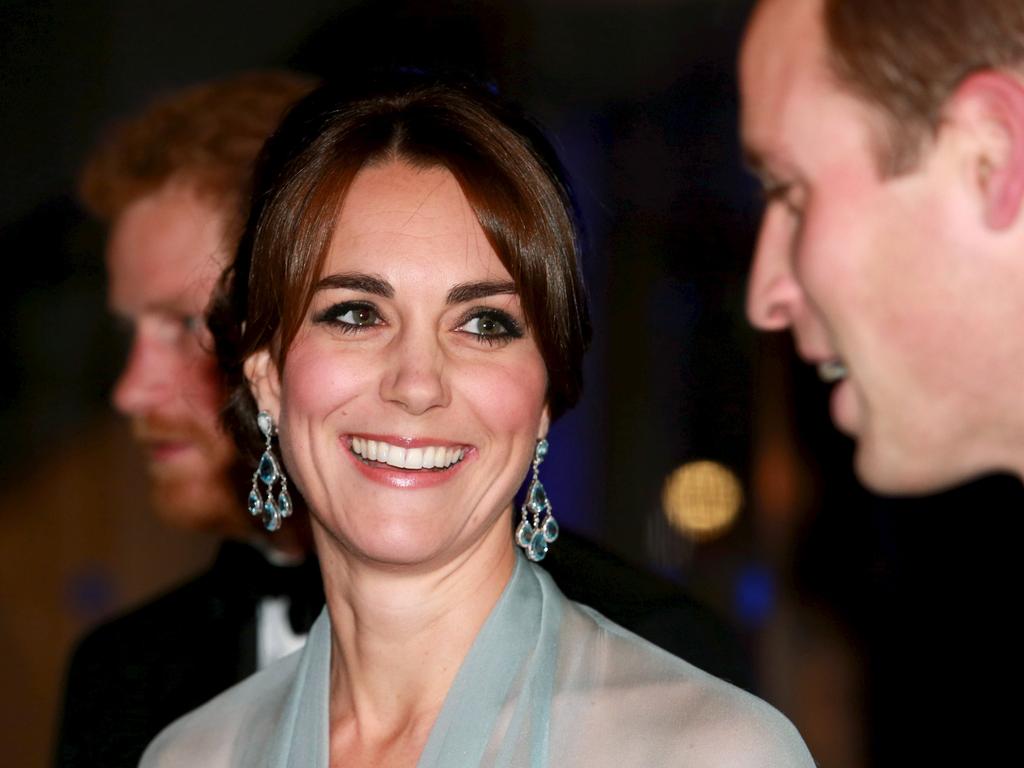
top-left (342, 435), bottom-right (474, 490)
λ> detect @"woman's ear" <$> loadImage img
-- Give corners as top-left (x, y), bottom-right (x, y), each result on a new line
top-left (537, 406), bottom-right (551, 441)
top-left (244, 349), bottom-right (282, 422)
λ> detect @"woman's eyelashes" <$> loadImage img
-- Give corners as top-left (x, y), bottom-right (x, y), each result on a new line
top-left (315, 301), bottom-right (383, 333)
top-left (313, 300), bottom-right (523, 345)
top-left (455, 308), bottom-right (523, 346)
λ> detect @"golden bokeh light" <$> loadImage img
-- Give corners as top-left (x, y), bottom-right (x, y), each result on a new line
top-left (662, 461), bottom-right (743, 541)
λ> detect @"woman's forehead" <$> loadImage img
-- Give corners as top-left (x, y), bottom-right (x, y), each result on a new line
top-left (324, 161), bottom-right (513, 285)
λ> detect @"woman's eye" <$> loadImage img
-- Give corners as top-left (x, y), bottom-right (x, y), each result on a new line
top-left (338, 306), bottom-right (379, 326)
top-left (458, 310), bottom-right (523, 344)
top-left (315, 302), bottom-right (382, 331)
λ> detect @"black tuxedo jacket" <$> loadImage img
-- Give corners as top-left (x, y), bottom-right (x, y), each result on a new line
top-left (54, 532), bottom-right (747, 767)
top-left (54, 542), bottom-right (323, 768)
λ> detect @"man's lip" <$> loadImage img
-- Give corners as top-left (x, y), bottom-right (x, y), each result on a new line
top-left (345, 433), bottom-right (469, 449)
top-left (139, 440), bottom-right (194, 460)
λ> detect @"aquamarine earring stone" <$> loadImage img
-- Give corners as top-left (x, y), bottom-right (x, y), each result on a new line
top-left (258, 451), bottom-right (279, 486)
top-left (247, 489), bottom-right (262, 517)
top-left (515, 518), bottom-right (534, 548)
top-left (535, 438), bottom-right (548, 462)
top-left (527, 481), bottom-right (548, 515)
top-left (257, 411), bottom-right (274, 438)
top-left (542, 515), bottom-right (559, 543)
top-left (278, 488), bottom-right (292, 518)
top-left (263, 497), bottom-right (281, 532)
top-left (527, 528), bottom-right (549, 562)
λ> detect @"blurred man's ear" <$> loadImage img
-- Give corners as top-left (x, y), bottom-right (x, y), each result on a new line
top-left (244, 349), bottom-right (282, 423)
top-left (947, 70), bottom-right (1024, 230)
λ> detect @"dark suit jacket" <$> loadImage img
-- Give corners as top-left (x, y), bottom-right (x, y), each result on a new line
top-left (54, 542), bottom-right (323, 768)
top-left (55, 532), bottom-right (748, 767)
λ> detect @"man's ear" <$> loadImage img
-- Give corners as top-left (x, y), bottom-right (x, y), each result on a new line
top-left (244, 349), bottom-right (282, 422)
top-left (948, 71), bottom-right (1024, 230)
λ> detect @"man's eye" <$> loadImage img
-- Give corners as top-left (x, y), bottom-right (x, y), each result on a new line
top-left (762, 182), bottom-right (803, 218)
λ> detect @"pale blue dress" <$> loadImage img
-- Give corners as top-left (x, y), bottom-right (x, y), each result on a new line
top-left (140, 555), bottom-right (815, 767)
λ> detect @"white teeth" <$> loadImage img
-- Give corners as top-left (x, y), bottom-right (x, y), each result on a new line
top-left (386, 446), bottom-right (406, 468)
top-left (405, 447), bottom-right (423, 469)
top-left (350, 438), bottom-right (467, 470)
top-left (818, 360), bottom-right (848, 383)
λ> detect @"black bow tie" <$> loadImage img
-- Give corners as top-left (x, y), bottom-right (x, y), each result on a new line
top-left (218, 542), bottom-right (325, 634)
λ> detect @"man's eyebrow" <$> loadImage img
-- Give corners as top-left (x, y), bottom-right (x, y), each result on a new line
top-left (446, 280), bottom-right (516, 305)
top-left (314, 272), bottom-right (394, 297)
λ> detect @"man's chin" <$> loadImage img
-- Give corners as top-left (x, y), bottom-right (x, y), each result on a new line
top-left (149, 478), bottom-right (240, 536)
top-left (853, 439), bottom-right (970, 497)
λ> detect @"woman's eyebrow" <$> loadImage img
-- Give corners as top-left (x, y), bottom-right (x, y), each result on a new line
top-left (315, 272), bottom-right (393, 297)
top-left (446, 280), bottom-right (516, 305)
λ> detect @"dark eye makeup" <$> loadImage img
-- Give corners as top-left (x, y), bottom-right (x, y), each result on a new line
top-left (455, 307), bottom-right (524, 346)
top-left (313, 300), bottom-right (524, 346)
top-left (314, 301), bottom-right (382, 333)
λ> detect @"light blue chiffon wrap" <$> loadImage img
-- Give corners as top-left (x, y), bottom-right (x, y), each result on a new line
top-left (141, 555), bottom-right (815, 767)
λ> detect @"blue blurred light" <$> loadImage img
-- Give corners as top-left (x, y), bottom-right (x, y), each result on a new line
top-left (734, 563), bottom-right (775, 627)
top-left (65, 565), bottom-right (116, 620)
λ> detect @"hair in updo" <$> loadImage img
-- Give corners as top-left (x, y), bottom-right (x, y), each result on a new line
top-left (209, 73), bottom-right (592, 462)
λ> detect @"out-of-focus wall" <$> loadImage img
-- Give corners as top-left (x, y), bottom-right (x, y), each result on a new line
top-left (0, 415), bottom-right (215, 767)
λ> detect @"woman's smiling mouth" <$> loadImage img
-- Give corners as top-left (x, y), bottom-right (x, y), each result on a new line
top-left (349, 436), bottom-right (468, 471)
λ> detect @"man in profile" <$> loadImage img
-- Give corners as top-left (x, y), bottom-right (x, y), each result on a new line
top-left (742, 0), bottom-right (1024, 495)
top-left (739, 0), bottom-right (1024, 759)
top-left (55, 71), bottom-right (321, 768)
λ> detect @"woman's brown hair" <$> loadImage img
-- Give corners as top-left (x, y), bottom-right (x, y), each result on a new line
top-left (210, 73), bottom-right (591, 461)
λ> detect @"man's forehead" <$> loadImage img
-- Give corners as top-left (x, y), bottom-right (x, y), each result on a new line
top-left (106, 183), bottom-right (229, 314)
top-left (739, 0), bottom-right (828, 170)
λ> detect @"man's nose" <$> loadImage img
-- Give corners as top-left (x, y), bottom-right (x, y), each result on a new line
top-left (111, 331), bottom-right (172, 416)
top-left (746, 208), bottom-right (803, 331)
top-left (378, 327), bottom-right (451, 416)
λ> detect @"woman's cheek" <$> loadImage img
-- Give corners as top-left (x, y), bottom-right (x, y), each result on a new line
top-left (281, 339), bottom-right (373, 425)
top-left (460, 353), bottom-right (548, 434)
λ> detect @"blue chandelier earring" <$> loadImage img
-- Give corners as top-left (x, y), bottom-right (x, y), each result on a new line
top-left (515, 438), bottom-right (559, 562)
top-left (248, 410), bottom-right (293, 532)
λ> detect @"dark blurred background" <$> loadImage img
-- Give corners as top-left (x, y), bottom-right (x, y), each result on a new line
top-left (2, 1), bottom-right (1022, 766)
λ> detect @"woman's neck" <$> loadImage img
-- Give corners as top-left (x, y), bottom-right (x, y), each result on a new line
top-left (316, 515), bottom-right (517, 745)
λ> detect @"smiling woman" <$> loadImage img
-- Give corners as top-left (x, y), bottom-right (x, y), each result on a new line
top-left (140, 74), bottom-right (814, 767)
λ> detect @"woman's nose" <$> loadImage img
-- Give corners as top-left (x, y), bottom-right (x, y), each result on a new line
top-left (378, 330), bottom-right (451, 415)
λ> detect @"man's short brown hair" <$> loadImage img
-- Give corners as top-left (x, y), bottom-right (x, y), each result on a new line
top-left (79, 71), bottom-right (317, 225)
top-left (823, 0), bottom-right (1024, 174)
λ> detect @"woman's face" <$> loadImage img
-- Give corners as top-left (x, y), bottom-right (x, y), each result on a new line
top-left (251, 161), bottom-right (550, 567)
